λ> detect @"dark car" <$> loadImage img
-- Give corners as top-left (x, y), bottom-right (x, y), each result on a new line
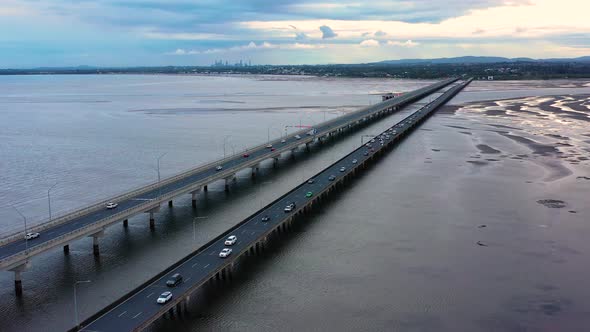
top-left (261, 215), bottom-right (270, 222)
top-left (166, 273), bottom-right (183, 287)
top-left (328, 175), bottom-right (336, 181)
top-left (363, 151), bottom-right (369, 156)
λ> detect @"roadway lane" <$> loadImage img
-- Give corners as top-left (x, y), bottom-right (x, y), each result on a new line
top-left (0, 78), bottom-right (458, 264)
top-left (80, 80), bottom-right (470, 332)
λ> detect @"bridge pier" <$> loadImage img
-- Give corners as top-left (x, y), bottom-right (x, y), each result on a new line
top-left (168, 200), bottom-right (173, 207)
top-left (92, 235), bottom-right (100, 256)
top-left (63, 244), bottom-right (70, 254)
top-left (305, 143), bottom-right (310, 152)
top-left (191, 191), bottom-right (198, 208)
top-left (14, 270), bottom-right (22, 296)
top-left (149, 212), bottom-right (155, 229)
top-left (203, 185), bottom-right (208, 192)
top-left (123, 219), bottom-right (128, 227)
top-left (273, 157), bottom-right (279, 168)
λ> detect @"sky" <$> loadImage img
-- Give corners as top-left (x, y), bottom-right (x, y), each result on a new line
top-left (0, 0), bottom-right (588, 68)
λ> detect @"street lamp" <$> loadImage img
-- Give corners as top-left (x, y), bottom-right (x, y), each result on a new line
top-left (12, 205), bottom-right (28, 252)
top-left (156, 152), bottom-right (167, 198)
top-left (223, 135), bottom-right (232, 158)
top-left (47, 182), bottom-right (58, 221)
top-left (193, 216), bottom-right (208, 249)
top-left (73, 279), bottom-right (91, 328)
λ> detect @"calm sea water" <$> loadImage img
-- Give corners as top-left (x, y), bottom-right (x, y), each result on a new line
top-left (0, 75), bottom-right (589, 332)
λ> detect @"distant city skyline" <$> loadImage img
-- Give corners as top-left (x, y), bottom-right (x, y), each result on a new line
top-left (0, 0), bottom-right (588, 68)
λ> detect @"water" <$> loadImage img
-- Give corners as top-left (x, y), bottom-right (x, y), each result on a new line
top-left (0, 75), bottom-right (589, 331)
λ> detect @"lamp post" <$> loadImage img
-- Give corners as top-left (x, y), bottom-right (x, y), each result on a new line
top-left (73, 280), bottom-right (91, 328)
top-left (156, 153), bottom-right (167, 199)
top-left (223, 135), bottom-right (232, 158)
top-left (12, 205), bottom-right (28, 252)
top-left (47, 182), bottom-right (58, 221)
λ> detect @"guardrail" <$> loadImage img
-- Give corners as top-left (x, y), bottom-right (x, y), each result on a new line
top-left (0, 78), bottom-right (458, 250)
top-left (77, 78), bottom-right (470, 332)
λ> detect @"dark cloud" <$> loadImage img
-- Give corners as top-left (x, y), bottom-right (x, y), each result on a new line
top-left (320, 25), bottom-right (337, 39)
top-left (374, 30), bottom-right (387, 37)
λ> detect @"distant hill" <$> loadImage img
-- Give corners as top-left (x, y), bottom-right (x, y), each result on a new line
top-left (373, 56), bottom-right (590, 65)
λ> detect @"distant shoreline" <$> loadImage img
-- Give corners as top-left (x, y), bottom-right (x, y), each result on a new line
top-left (2, 61), bottom-right (590, 80)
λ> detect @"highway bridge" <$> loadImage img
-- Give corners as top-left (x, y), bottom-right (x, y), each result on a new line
top-left (77, 79), bottom-right (472, 332)
top-left (0, 78), bottom-right (458, 295)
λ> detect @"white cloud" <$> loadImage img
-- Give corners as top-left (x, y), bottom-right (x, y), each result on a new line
top-left (386, 40), bottom-right (420, 47)
top-left (360, 39), bottom-right (380, 47)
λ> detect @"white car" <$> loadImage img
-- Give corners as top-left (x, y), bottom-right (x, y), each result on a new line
top-left (266, 144), bottom-right (272, 148)
top-left (340, 166), bottom-right (346, 172)
top-left (106, 202), bottom-right (118, 209)
top-left (24, 232), bottom-right (40, 240)
top-left (216, 165), bottom-right (223, 171)
top-left (281, 139), bottom-right (286, 143)
top-left (370, 139), bottom-right (375, 143)
top-left (352, 159), bottom-right (357, 164)
top-left (219, 248), bottom-right (232, 258)
top-left (295, 135), bottom-right (301, 140)
top-left (225, 235), bottom-right (237, 246)
top-left (284, 202), bottom-right (296, 212)
top-left (157, 291), bottom-right (173, 304)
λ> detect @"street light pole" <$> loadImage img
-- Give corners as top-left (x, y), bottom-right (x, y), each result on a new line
top-left (12, 205), bottom-right (28, 252)
top-left (223, 135), bottom-right (232, 159)
top-left (73, 280), bottom-right (91, 328)
top-left (156, 153), bottom-right (167, 199)
top-left (47, 182), bottom-right (58, 221)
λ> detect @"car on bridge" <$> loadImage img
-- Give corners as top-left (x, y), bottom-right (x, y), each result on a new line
top-left (328, 175), bottom-right (336, 181)
top-left (305, 191), bottom-right (313, 198)
top-left (307, 179), bottom-right (315, 184)
top-left (261, 215), bottom-right (270, 222)
top-left (352, 159), bottom-right (358, 164)
top-left (216, 165), bottom-right (223, 171)
top-left (340, 167), bottom-right (346, 172)
top-left (166, 273), bottom-right (183, 287)
top-left (284, 202), bottom-right (296, 212)
top-left (295, 135), bottom-right (301, 140)
top-left (105, 202), bottom-right (118, 209)
top-left (225, 235), bottom-right (237, 246)
top-left (281, 139), bottom-right (286, 143)
top-left (24, 232), bottom-right (40, 240)
top-left (157, 291), bottom-right (173, 304)
top-left (219, 248), bottom-right (232, 258)
top-left (266, 144), bottom-right (272, 148)
top-left (243, 153), bottom-right (250, 158)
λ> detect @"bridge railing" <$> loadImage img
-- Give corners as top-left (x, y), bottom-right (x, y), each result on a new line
top-left (0, 78), bottom-right (457, 246)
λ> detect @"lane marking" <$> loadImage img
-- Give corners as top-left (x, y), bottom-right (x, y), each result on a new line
top-left (146, 292), bottom-right (154, 298)
top-left (191, 262), bottom-right (199, 268)
top-left (118, 311), bottom-right (127, 317)
top-left (203, 264), bottom-right (210, 269)
top-left (185, 277), bottom-right (192, 283)
top-left (132, 312), bottom-right (142, 319)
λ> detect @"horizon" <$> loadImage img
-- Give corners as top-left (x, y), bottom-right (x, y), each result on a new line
top-left (1, 0), bottom-right (588, 68)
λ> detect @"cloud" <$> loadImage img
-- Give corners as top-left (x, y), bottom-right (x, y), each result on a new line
top-left (360, 39), bottom-right (380, 47)
top-left (386, 40), bottom-right (420, 47)
top-left (166, 41), bottom-right (326, 55)
top-left (374, 30), bottom-right (387, 37)
top-left (289, 25), bottom-right (308, 40)
top-left (319, 25), bottom-right (337, 39)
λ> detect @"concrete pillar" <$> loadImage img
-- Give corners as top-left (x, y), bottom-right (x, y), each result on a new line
top-left (149, 212), bottom-right (155, 230)
top-left (191, 192), bottom-right (197, 208)
top-left (203, 185), bottom-right (208, 192)
top-left (123, 219), bottom-right (128, 227)
top-left (14, 270), bottom-right (22, 296)
top-left (93, 235), bottom-right (100, 256)
top-left (168, 200), bottom-right (173, 207)
top-left (273, 158), bottom-right (279, 168)
top-left (305, 143), bottom-right (310, 152)
top-left (225, 178), bottom-right (230, 192)
top-left (63, 244), bottom-right (70, 254)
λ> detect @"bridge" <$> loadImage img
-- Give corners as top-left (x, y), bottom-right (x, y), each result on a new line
top-left (0, 78), bottom-right (459, 295)
top-left (77, 79), bottom-right (472, 332)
